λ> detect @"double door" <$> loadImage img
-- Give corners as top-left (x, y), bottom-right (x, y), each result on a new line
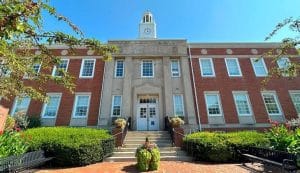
top-left (137, 103), bottom-right (159, 131)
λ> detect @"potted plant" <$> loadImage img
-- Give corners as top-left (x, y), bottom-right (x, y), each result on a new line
top-left (170, 116), bottom-right (184, 128)
top-left (114, 118), bottom-right (126, 129)
top-left (135, 137), bottom-right (160, 171)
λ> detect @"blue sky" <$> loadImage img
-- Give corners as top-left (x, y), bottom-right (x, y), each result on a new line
top-left (44, 0), bottom-right (300, 43)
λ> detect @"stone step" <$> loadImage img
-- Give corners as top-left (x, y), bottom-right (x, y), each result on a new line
top-left (124, 139), bottom-right (171, 144)
top-left (104, 155), bottom-right (193, 162)
top-left (125, 136), bottom-right (171, 140)
top-left (115, 147), bottom-right (181, 152)
top-left (124, 143), bottom-right (173, 148)
top-left (126, 134), bottom-right (170, 138)
top-left (112, 150), bottom-right (187, 157)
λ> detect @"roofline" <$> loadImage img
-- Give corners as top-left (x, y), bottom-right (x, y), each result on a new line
top-left (108, 39), bottom-right (187, 42)
top-left (188, 42), bottom-right (282, 48)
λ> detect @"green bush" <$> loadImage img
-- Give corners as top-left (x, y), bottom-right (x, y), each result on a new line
top-left (184, 131), bottom-right (269, 162)
top-left (136, 147), bottom-right (160, 171)
top-left (27, 116), bottom-right (41, 128)
top-left (23, 127), bottom-right (113, 166)
top-left (0, 131), bottom-right (29, 158)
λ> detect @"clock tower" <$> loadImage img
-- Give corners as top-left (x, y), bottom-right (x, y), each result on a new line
top-left (139, 11), bottom-right (157, 39)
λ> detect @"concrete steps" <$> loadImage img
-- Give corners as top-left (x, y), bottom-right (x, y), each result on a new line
top-left (105, 131), bottom-right (193, 162)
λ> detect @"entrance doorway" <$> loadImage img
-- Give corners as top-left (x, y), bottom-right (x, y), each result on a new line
top-left (137, 96), bottom-right (159, 130)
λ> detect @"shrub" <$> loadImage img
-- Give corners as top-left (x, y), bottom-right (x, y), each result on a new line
top-left (266, 123), bottom-right (293, 151)
top-left (23, 127), bottom-right (113, 166)
top-left (14, 112), bottom-right (29, 130)
top-left (114, 118), bottom-right (126, 129)
top-left (135, 137), bottom-right (160, 171)
top-left (4, 116), bottom-right (15, 131)
top-left (27, 116), bottom-right (41, 128)
top-left (170, 117), bottom-right (184, 128)
top-left (0, 131), bottom-right (29, 158)
top-left (184, 131), bottom-right (269, 162)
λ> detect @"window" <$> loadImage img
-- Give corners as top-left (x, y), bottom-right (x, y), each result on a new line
top-left (52, 59), bottom-right (69, 77)
top-left (225, 58), bottom-right (242, 76)
top-left (290, 91), bottom-right (300, 115)
top-left (204, 92), bottom-right (222, 116)
top-left (141, 60), bottom-right (154, 77)
top-left (262, 92), bottom-right (282, 116)
top-left (24, 63), bottom-right (41, 79)
top-left (114, 60), bottom-right (124, 77)
top-left (111, 95), bottom-right (122, 117)
top-left (80, 59), bottom-right (96, 78)
top-left (0, 60), bottom-right (10, 77)
top-left (41, 94), bottom-right (61, 118)
top-left (251, 58), bottom-right (268, 77)
top-left (11, 97), bottom-right (31, 115)
top-left (173, 95), bottom-right (184, 116)
top-left (233, 92), bottom-right (252, 116)
top-left (171, 60), bottom-right (180, 77)
top-left (277, 57), bottom-right (290, 76)
top-left (199, 58), bottom-right (215, 77)
top-left (72, 94), bottom-right (90, 117)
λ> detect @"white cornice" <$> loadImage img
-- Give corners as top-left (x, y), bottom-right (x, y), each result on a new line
top-left (188, 42), bottom-right (282, 48)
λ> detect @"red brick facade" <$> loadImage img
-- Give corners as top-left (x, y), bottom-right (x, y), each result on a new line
top-left (189, 46), bottom-right (300, 128)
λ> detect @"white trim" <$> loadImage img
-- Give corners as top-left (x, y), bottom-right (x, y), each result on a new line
top-left (289, 90), bottom-right (300, 116)
top-left (141, 60), bottom-right (154, 78)
top-left (111, 95), bottom-right (122, 117)
top-left (225, 58), bottom-right (242, 77)
top-left (72, 93), bottom-right (91, 118)
top-left (261, 91), bottom-right (283, 116)
top-left (204, 91), bottom-right (223, 117)
top-left (23, 63), bottom-right (42, 79)
top-left (79, 59), bottom-right (96, 78)
top-left (41, 93), bottom-right (62, 119)
top-left (11, 96), bottom-right (31, 115)
top-left (276, 57), bottom-right (290, 77)
top-left (172, 94), bottom-right (185, 116)
top-left (52, 59), bottom-right (70, 77)
top-left (170, 59), bottom-right (181, 77)
top-left (232, 91), bottom-right (253, 116)
top-left (250, 58), bottom-right (268, 77)
top-left (114, 59), bottom-right (125, 78)
top-left (199, 58), bottom-right (215, 77)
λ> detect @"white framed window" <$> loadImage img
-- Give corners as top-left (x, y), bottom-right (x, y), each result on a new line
top-left (204, 92), bottom-right (223, 116)
top-left (72, 93), bottom-right (91, 118)
top-left (0, 60), bottom-right (10, 77)
top-left (289, 91), bottom-right (300, 115)
top-left (114, 60), bottom-right (124, 78)
top-left (52, 59), bottom-right (69, 77)
top-left (173, 95), bottom-right (184, 116)
top-left (171, 60), bottom-right (180, 77)
top-left (80, 59), bottom-right (96, 78)
top-left (141, 60), bottom-right (154, 78)
top-left (277, 57), bottom-right (290, 76)
top-left (23, 63), bottom-right (41, 79)
top-left (111, 95), bottom-right (122, 117)
top-left (250, 58), bottom-right (268, 77)
top-left (232, 91), bottom-right (252, 116)
top-left (199, 58), bottom-right (215, 77)
top-left (261, 92), bottom-right (282, 116)
top-left (11, 96), bottom-right (31, 115)
top-left (225, 58), bottom-right (242, 77)
top-left (41, 93), bottom-right (62, 118)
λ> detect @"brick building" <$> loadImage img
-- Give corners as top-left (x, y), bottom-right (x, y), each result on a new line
top-left (1, 11), bottom-right (299, 131)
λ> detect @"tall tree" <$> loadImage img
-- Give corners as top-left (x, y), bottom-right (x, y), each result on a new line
top-left (264, 17), bottom-right (299, 79)
top-left (0, 0), bottom-right (117, 102)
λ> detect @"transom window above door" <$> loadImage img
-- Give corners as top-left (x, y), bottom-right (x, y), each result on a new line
top-left (141, 60), bottom-right (154, 78)
top-left (139, 97), bottom-right (157, 104)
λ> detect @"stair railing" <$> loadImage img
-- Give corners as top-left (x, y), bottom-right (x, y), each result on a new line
top-left (121, 117), bottom-right (131, 145)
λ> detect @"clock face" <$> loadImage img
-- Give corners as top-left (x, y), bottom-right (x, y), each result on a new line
top-left (144, 28), bottom-right (152, 34)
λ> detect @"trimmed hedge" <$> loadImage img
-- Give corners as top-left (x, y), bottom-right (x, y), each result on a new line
top-left (184, 131), bottom-right (269, 162)
top-left (23, 127), bottom-right (113, 166)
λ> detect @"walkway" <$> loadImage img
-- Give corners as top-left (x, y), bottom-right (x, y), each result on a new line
top-left (36, 161), bottom-right (280, 173)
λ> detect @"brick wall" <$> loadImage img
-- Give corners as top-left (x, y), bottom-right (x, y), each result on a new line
top-left (189, 47), bottom-right (300, 126)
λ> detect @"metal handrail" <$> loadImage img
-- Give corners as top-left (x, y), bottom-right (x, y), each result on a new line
top-left (121, 117), bottom-right (131, 145)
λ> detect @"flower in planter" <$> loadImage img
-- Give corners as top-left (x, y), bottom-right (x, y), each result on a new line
top-left (114, 118), bottom-right (126, 129)
top-left (135, 137), bottom-right (160, 171)
top-left (170, 116), bottom-right (184, 128)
